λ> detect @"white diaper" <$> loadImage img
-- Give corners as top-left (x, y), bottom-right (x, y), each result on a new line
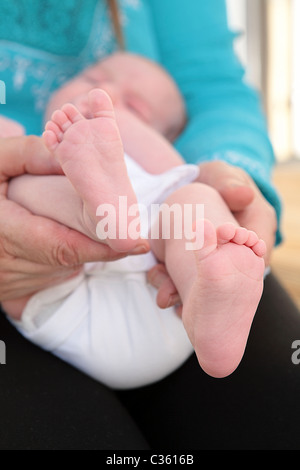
top-left (12, 157), bottom-right (199, 389)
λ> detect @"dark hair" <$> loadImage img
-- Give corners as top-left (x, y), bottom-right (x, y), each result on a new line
top-left (107, 0), bottom-right (125, 50)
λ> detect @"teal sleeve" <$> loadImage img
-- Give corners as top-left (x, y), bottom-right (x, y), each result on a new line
top-left (146, 0), bottom-right (282, 244)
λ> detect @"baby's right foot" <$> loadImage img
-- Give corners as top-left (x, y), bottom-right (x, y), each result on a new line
top-left (182, 220), bottom-right (266, 378)
top-left (43, 89), bottom-right (143, 252)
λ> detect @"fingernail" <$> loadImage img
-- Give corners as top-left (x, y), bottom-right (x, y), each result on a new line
top-left (228, 180), bottom-right (243, 188)
top-left (166, 294), bottom-right (181, 308)
top-left (147, 271), bottom-right (167, 288)
top-left (129, 244), bottom-right (149, 255)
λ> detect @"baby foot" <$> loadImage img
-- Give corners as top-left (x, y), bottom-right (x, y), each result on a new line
top-left (43, 89), bottom-right (143, 252)
top-left (182, 220), bottom-right (266, 378)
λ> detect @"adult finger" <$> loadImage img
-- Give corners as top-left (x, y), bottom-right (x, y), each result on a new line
top-left (234, 198), bottom-right (277, 266)
top-left (147, 264), bottom-right (181, 309)
top-left (198, 161), bottom-right (255, 211)
top-left (0, 260), bottom-right (82, 301)
top-left (0, 135), bottom-right (62, 185)
top-left (0, 199), bottom-right (127, 267)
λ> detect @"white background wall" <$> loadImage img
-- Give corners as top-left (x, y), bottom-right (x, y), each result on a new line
top-left (226, 0), bottom-right (299, 161)
top-left (226, 0), bottom-right (265, 91)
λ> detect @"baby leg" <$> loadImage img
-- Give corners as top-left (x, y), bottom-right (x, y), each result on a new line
top-left (150, 183), bottom-right (266, 378)
top-left (43, 89), bottom-right (142, 252)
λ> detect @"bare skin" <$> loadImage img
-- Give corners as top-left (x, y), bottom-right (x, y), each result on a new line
top-left (43, 89), bottom-right (144, 253)
top-left (0, 53), bottom-right (276, 312)
top-left (7, 89), bottom-right (265, 377)
top-left (177, 220), bottom-right (265, 378)
top-left (148, 163), bottom-right (276, 313)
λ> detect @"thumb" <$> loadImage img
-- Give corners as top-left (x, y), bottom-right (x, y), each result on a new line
top-left (0, 135), bottom-right (63, 184)
top-left (219, 184), bottom-right (255, 212)
top-left (199, 161), bottom-right (255, 211)
top-left (0, 200), bottom-right (127, 266)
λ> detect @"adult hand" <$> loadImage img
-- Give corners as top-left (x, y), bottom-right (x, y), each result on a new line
top-left (198, 160), bottom-right (277, 265)
top-left (0, 135), bottom-right (143, 303)
top-left (148, 160), bottom-right (277, 311)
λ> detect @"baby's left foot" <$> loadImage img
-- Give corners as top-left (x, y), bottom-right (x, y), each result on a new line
top-left (182, 220), bottom-right (266, 378)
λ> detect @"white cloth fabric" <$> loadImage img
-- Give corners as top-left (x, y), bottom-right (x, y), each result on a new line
top-left (12, 156), bottom-right (199, 389)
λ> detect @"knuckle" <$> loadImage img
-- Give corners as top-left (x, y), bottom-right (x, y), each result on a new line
top-left (233, 166), bottom-right (250, 183)
top-left (52, 236), bottom-right (80, 267)
top-left (205, 160), bottom-right (251, 183)
top-left (217, 160), bottom-right (249, 182)
top-left (0, 270), bottom-right (7, 288)
top-left (218, 160), bottom-right (231, 171)
top-left (0, 271), bottom-right (14, 301)
top-left (32, 222), bottom-right (81, 267)
top-left (209, 160), bottom-right (229, 173)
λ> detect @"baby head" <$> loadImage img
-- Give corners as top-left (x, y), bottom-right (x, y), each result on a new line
top-left (46, 52), bottom-right (186, 142)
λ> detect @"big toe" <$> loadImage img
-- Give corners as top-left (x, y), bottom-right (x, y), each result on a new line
top-left (88, 89), bottom-right (115, 119)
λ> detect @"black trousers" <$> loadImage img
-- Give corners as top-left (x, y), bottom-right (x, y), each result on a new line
top-left (0, 273), bottom-right (300, 450)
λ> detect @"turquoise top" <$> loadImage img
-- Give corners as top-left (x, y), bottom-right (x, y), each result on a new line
top-left (0, 0), bottom-right (282, 243)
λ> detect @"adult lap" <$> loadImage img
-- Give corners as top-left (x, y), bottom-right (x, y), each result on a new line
top-left (1, 273), bottom-right (300, 449)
